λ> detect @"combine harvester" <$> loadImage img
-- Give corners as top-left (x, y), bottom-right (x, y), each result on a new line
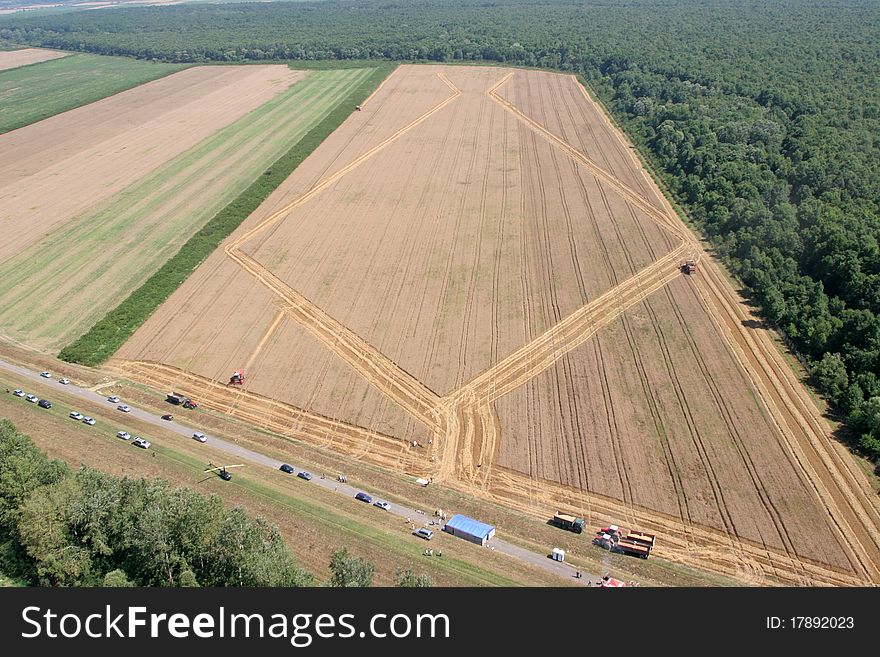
top-left (680, 259), bottom-right (697, 275)
top-left (592, 525), bottom-right (657, 560)
top-left (229, 368), bottom-right (246, 386)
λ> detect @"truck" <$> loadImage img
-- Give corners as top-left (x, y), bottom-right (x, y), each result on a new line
top-left (166, 392), bottom-right (188, 405)
top-left (592, 525), bottom-right (656, 560)
top-left (552, 512), bottom-right (586, 534)
top-left (167, 392), bottom-right (198, 409)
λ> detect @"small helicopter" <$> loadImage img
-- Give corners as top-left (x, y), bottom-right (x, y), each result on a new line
top-left (204, 463), bottom-right (244, 481)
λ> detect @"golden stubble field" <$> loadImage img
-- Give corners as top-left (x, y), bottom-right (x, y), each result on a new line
top-left (113, 64), bottom-right (880, 586)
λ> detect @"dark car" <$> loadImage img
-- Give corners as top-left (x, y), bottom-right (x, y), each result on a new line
top-left (297, 471), bottom-right (313, 481)
top-left (161, 414), bottom-right (173, 421)
top-left (354, 492), bottom-right (372, 504)
top-left (37, 399), bottom-right (52, 409)
top-left (279, 464), bottom-right (295, 474)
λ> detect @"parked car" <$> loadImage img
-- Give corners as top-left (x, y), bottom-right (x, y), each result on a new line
top-left (82, 417), bottom-right (96, 426)
top-left (132, 438), bottom-right (151, 449)
top-left (161, 414), bottom-right (173, 421)
top-left (38, 399), bottom-right (52, 409)
top-left (279, 463), bottom-right (295, 474)
top-left (192, 433), bottom-right (207, 443)
top-left (297, 471), bottom-right (313, 481)
top-left (373, 500), bottom-right (391, 511)
top-left (107, 396), bottom-right (120, 404)
top-left (116, 431), bottom-right (131, 441)
top-left (413, 528), bottom-right (434, 540)
top-left (58, 378), bottom-right (70, 385)
top-left (117, 404), bottom-right (131, 413)
top-left (25, 394), bottom-right (38, 403)
top-left (12, 389), bottom-right (24, 397)
top-left (39, 371), bottom-right (51, 379)
top-left (354, 492), bottom-right (372, 504)
top-left (69, 411), bottom-right (84, 420)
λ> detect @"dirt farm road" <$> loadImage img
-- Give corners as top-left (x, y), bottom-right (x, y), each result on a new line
top-left (0, 357), bottom-right (600, 587)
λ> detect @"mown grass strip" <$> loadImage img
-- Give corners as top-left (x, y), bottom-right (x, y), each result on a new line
top-left (60, 63), bottom-right (395, 366)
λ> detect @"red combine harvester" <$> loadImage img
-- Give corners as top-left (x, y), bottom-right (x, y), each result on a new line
top-left (681, 259), bottom-right (696, 275)
top-left (229, 369), bottom-right (245, 386)
top-left (599, 575), bottom-right (627, 588)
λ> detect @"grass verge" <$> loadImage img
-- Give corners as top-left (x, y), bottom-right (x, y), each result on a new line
top-left (59, 63), bottom-right (395, 366)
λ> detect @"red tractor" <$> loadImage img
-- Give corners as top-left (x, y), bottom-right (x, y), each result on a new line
top-left (229, 369), bottom-right (245, 386)
top-left (681, 259), bottom-right (696, 275)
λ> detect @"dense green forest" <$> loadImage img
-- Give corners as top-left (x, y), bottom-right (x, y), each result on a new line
top-left (1, 0), bottom-right (878, 463)
top-left (0, 419), bottom-right (312, 586)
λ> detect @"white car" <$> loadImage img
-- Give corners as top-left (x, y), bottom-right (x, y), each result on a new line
top-left (192, 433), bottom-right (207, 443)
top-left (107, 395), bottom-right (120, 404)
top-left (117, 404), bottom-right (131, 413)
top-left (132, 438), bottom-right (151, 449)
top-left (58, 378), bottom-right (70, 385)
top-left (82, 417), bottom-right (96, 426)
top-left (25, 394), bottom-right (38, 403)
top-left (116, 431), bottom-right (131, 440)
top-left (69, 411), bottom-right (84, 420)
top-left (12, 389), bottom-right (25, 397)
top-left (39, 371), bottom-right (51, 378)
top-left (373, 500), bottom-right (391, 511)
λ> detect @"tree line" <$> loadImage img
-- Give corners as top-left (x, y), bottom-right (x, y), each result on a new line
top-left (0, 420), bottom-right (432, 586)
top-left (1, 0), bottom-right (878, 463)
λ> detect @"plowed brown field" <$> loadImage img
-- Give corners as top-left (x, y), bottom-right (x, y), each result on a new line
top-left (116, 64), bottom-right (880, 586)
top-left (0, 48), bottom-right (68, 71)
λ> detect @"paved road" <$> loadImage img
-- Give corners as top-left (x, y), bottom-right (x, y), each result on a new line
top-left (1, 357), bottom-right (602, 587)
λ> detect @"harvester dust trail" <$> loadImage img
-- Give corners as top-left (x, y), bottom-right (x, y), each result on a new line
top-left (243, 310), bottom-right (286, 372)
top-left (109, 67), bottom-right (880, 587)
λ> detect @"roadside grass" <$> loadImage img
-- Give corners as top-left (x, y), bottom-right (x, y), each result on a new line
top-left (59, 63), bottom-right (395, 366)
top-left (0, 68), bottom-right (372, 349)
top-left (0, 53), bottom-right (184, 134)
top-left (0, 376), bottom-right (525, 586)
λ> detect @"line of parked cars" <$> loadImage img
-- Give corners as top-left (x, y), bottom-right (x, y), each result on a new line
top-left (13, 389), bottom-right (52, 409)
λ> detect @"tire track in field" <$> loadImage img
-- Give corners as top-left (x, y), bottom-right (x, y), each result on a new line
top-left (589, 181), bottom-right (694, 543)
top-left (623, 197), bottom-right (791, 572)
top-left (693, 260), bottom-right (880, 581)
top-left (477, 71), bottom-right (880, 584)
top-left (222, 72), bottom-right (464, 434)
top-left (113, 67), bottom-right (880, 585)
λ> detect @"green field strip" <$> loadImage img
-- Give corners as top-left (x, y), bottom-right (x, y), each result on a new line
top-left (0, 68), bottom-right (373, 349)
top-left (57, 63), bottom-right (395, 366)
top-left (0, 53), bottom-right (185, 134)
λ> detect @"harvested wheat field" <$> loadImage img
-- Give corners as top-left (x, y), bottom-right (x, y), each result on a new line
top-left (114, 64), bottom-right (880, 586)
top-left (493, 276), bottom-right (852, 570)
top-left (0, 48), bottom-right (68, 71)
top-left (0, 67), bottom-right (376, 349)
